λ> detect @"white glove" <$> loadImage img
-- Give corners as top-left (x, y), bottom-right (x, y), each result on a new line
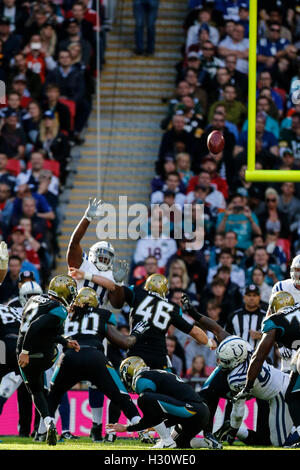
top-left (84, 197), bottom-right (103, 222)
top-left (0, 241), bottom-right (8, 270)
top-left (279, 346), bottom-right (293, 359)
top-left (113, 259), bottom-right (129, 284)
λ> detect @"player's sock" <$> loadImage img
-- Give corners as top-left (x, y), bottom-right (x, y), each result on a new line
top-left (91, 407), bottom-right (103, 425)
top-left (88, 387), bottom-right (104, 425)
top-left (38, 417), bottom-right (47, 434)
top-left (154, 421), bottom-right (172, 440)
top-left (59, 392), bottom-right (71, 433)
top-left (237, 427), bottom-right (249, 440)
top-left (130, 416), bottom-right (141, 425)
top-left (44, 416), bottom-right (55, 430)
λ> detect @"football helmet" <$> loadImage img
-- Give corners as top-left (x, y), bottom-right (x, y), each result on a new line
top-left (216, 336), bottom-right (250, 370)
top-left (269, 291), bottom-right (295, 315)
top-left (19, 281), bottom-right (43, 307)
top-left (144, 273), bottom-right (169, 298)
top-left (291, 255), bottom-right (300, 286)
top-left (119, 356), bottom-right (148, 392)
top-left (88, 241), bottom-right (115, 271)
top-left (73, 287), bottom-right (99, 309)
top-left (48, 275), bottom-right (77, 307)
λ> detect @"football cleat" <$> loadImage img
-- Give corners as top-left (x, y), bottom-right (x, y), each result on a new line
top-left (152, 438), bottom-right (176, 449)
top-left (90, 423), bottom-right (103, 442)
top-left (59, 431), bottom-right (79, 441)
top-left (138, 431), bottom-right (156, 444)
top-left (33, 432), bottom-right (46, 442)
top-left (104, 433), bottom-right (117, 443)
top-left (203, 432), bottom-right (223, 450)
top-left (46, 422), bottom-right (57, 446)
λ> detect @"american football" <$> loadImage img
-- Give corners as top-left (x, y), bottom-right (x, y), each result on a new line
top-left (207, 130), bottom-right (225, 154)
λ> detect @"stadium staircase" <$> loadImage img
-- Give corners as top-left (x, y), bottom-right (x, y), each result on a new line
top-left (54, 0), bottom-right (187, 274)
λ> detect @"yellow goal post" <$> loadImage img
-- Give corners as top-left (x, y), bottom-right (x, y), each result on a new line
top-left (245, 0), bottom-right (300, 182)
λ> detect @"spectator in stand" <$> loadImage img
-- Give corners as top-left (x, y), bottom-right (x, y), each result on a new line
top-left (15, 151), bottom-right (59, 198)
top-left (223, 230), bottom-right (246, 267)
top-left (9, 242), bottom-right (40, 283)
top-left (132, 0), bottom-right (159, 56)
top-left (245, 245), bottom-right (283, 287)
top-left (58, 18), bottom-right (92, 68)
top-left (36, 110), bottom-right (71, 184)
top-left (43, 84), bottom-right (72, 138)
top-left (0, 0), bottom-right (29, 34)
top-left (151, 171), bottom-right (186, 208)
top-left (218, 22), bottom-right (249, 74)
top-left (40, 20), bottom-right (57, 58)
top-left (185, 354), bottom-right (209, 382)
top-left (24, 34), bottom-right (56, 84)
top-left (8, 225), bottom-right (40, 271)
top-left (251, 266), bottom-right (273, 305)
top-left (161, 80), bottom-right (201, 130)
top-left (0, 181), bottom-right (14, 238)
top-left (257, 70), bottom-right (284, 117)
top-left (257, 21), bottom-right (290, 72)
top-left (0, 16), bottom-right (21, 61)
top-left (46, 49), bottom-right (91, 143)
top-left (184, 67), bottom-right (208, 117)
top-left (258, 187), bottom-right (291, 239)
top-left (0, 153), bottom-right (16, 194)
top-left (0, 91), bottom-right (27, 122)
top-left (152, 155), bottom-right (178, 190)
top-left (198, 155), bottom-right (229, 199)
top-left (207, 247), bottom-right (245, 290)
top-left (168, 258), bottom-right (197, 298)
top-left (158, 113), bottom-right (196, 166)
top-left (225, 53), bottom-right (248, 101)
top-left (279, 113), bottom-right (300, 164)
top-left (21, 100), bottom-right (42, 152)
top-left (207, 83), bottom-right (247, 129)
top-left (133, 255), bottom-right (159, 286)
top-left (186, 7), bottom-right (220, 50)
top-left (175, 152), bottom-right (193, 189)
top-left (166, 335), bottom-right (183, 376)
top-left (185, 169), bottom-right (226, 213)
top-left (8, 52), bottom-right (42, 101)
top-left (0, 254), bottom-right (21, 303)
top-left (0, 109), bottom-right (26, 160)
top-left (278, 182), bottom-right (300, 224)
top-left (216, 193), bottom-right (262, 251)
top-left (196, 40), bottom-right (223, 81)
top-left (242, 95), bottom-right (280, 139)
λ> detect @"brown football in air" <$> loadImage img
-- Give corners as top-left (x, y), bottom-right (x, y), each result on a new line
top-left (207, 130), bottom-right (225, 154)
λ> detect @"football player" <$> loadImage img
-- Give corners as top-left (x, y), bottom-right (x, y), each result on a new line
top-left (67, 197), bottom-right (128, 438)
top-left (106, 356), bottom-right (215, 449)
top-left (269, 254), bottom-right (300, 372)
top-left (17, 274), bottom-right (80, 446)
top-left (234, 291), bottom-right (300, 448)
top-left (81, 273), bottom-right (217, 369)
top-left (206, 336), bottom-right (294, 447)
top-left (47, 287), bottom-right (149, 435)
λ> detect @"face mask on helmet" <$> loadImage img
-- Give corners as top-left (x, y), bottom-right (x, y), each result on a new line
top-left (119, 356), bottom-right (147, 392)
top-left (291, 264), bottom-right (300, 286)
top-left (88, 243), bottom-right (115, 271)
top-left (216, 336), bottom-right (250, 370)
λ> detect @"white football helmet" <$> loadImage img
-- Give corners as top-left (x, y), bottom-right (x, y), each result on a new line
top-left (290, 254), bottom-right (300, 286)
top-left (216, 336), bottom-right (250, 370)
top-left (88, 241), bottom-right (115, 271)
top-left (19, 281), bottom-right (43, 307)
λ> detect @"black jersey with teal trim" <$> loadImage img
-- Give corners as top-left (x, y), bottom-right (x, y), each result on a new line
top-left (134, 369), bottom-right (203, 405)
top-left (64, 307), bottom-right (116, 350)
top-left (17, 294), bottom-right (68, 355)
top-left (124, 285), bottom-right (194, 358)
top-left (262, 304), bottom-right (300, 350)
top-left (0, 304), bottom-right (22, 338)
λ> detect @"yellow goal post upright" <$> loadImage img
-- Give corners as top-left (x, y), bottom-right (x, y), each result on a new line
top-left (245, 0), bottom-right (300, 183)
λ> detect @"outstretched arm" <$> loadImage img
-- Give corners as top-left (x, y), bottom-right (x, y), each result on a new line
top-left (67, 198), bottom-right (103, 269)
top-left (0, 242), bottom-right (8, 285)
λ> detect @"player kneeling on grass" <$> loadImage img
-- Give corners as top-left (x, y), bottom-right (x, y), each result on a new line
top-left (106, 356), bottom-right (221, 449)
top-left (47, 287), bottom-right (150, 437)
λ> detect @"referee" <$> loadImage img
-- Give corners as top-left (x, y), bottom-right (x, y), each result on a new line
top-left (225, 284), bottom-right (266, 350)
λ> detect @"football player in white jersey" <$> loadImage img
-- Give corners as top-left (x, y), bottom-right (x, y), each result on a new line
top-left (269, 254), bottom-right (300, 372)
top-left (212, 336), bottom-right (294, 447)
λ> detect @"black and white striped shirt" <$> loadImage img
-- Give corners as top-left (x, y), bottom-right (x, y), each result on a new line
top-left (225, 306), bottom-right (267, 350)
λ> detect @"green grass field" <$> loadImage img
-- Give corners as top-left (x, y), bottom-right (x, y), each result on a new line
top-left (0, 436), bottom-right (292, 450)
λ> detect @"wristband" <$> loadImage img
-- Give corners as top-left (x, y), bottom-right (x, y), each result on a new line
top-left (84, 272), bottom-right (93, 282)
top-left (205, 338), bottom-right (214, 348)
top-left (21, 350), bottom-right (29, 355)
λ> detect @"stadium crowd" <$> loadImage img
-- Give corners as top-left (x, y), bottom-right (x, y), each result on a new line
top-left (0, 0), bottom-right (112, 299)
top-left (128, 0), bottom-right (300, 381)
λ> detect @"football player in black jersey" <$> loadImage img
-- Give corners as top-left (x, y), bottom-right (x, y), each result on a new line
top-left (234, 291), bottom-right (300, 448)
top-left (47, 287), bottom-right (150, 436)
top-left (106, 356), bottom-right (212, 449)
top-left (81, 273), bottom-right (217, 369)
top-left (17, 274), bottom-right (80, 446)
